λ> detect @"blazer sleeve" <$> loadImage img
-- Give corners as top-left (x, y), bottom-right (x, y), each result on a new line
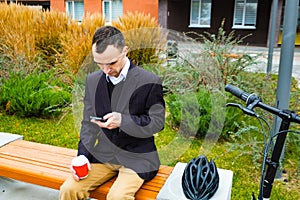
top-left (77, 74), bottom-right (101, 159)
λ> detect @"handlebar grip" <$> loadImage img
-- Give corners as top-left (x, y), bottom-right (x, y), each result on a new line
top-left (292, 112), bottom-right (300, 124)
top-left (225, 84), bottom-right (249, 101)
top-left (225, 84), bottom-right (300, 125)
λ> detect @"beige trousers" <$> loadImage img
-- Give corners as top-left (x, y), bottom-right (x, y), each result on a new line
top-left (59, 163), bottom-right (144, 200)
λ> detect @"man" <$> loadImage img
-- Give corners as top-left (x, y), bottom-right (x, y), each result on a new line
top-left (59, 26), bottom-right (165, 200)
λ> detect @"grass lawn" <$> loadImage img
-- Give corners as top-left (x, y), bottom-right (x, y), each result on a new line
top-left (0, 108), bottom-right (299, 200)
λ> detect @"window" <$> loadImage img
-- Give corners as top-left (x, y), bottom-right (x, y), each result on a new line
top-left (233, 0), bottom-right (258, 29)
top-left (66, 1), bottom-right (84, 22)
top-left (189, 0), bottom-right (212, 28)
top-left (103, 0), bottom-right (123, 23)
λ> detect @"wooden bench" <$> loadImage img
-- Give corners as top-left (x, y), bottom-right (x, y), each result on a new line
top-left (0, 140), bottom-right (173, 199)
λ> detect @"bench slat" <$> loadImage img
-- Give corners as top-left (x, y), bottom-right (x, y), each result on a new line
top-left (10, 140), bottom-right (76, 155)
top-left (0, 145), bottom-right (74, 167)
top-left (0, 140), bottom-right (173, 199)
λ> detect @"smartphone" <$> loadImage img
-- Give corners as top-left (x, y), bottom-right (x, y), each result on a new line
top-left (90, 116), bottom-right (107, 122)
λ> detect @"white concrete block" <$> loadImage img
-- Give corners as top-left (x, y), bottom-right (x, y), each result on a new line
top-left (157, 162), bottom-right (233, 200)
top-left (0, 132), bottom-right (23, 147)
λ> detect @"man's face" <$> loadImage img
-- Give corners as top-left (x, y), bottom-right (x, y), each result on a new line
top-left (92, 44), bottom-right (127, 77)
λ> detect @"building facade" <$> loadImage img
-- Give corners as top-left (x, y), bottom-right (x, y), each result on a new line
top-left (50, 0), bottom-right (158, 23)
top-left (2, 0), bottom-right (158, 23)
top-left (160, 0), bottom-right (270, 46)
top-left (159, 0), bottom-right (300, 47)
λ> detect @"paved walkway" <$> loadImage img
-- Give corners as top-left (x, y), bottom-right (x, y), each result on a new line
top-left (236, 46), bottom-right (300, 85)
top-left (177, 42), bottom-right (300, 84)
top-left (0, 177), bottom-right (59, 200)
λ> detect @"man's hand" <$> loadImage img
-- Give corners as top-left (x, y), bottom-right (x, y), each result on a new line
top-left (91, 112), bottom-right (121, 130)
top-left (70, 156), bottom-right (91, 181)
top-left (70, 165), bottom-right (80, 181)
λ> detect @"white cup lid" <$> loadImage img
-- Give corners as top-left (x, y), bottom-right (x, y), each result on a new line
top-left (72, 155), bottom-right (89, 166)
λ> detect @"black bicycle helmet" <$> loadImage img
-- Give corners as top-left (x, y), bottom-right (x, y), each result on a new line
top-left (181, 155), bottom-right (219, 200)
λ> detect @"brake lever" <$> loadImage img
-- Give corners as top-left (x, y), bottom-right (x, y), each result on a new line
top-left (226, 103), bottom-right (259, 117)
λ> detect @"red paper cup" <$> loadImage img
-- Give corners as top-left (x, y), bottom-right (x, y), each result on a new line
top-left (72, 155), bottom-right (89, 179)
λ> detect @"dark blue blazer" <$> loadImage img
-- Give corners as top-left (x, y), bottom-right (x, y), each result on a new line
top-left (78, 62), bottom-right (165, 181)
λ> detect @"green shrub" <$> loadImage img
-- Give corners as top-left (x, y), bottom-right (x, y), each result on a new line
top-left (166, 86), bottom-right (225, 138)
top-left (0, 69), bottom-right (72, 117)
top-left (0, 49), bottom-right (46, 80)
top-left (152, 20), bottom-right (262, 139)
top-left (187, 19), bottom-right (259, 85)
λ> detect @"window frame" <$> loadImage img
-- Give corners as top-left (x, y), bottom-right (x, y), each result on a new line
top-left (102, 0), bottom-right (123, 24)
top-left (189, 0), bottom-right (212, 28)
top-left (65, 0), bottom-right (84, 22)
top-left (232, 0), bottom-right (258, 29)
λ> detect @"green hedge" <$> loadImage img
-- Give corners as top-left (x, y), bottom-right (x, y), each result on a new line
top-left (0, 69), bottom-right (72, 117)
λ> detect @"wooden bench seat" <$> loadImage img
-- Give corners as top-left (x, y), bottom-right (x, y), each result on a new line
top-left (0, 140), bottom-right (173, 199)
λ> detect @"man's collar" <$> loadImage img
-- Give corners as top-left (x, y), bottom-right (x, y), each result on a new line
top-left (106, 57), bottom-right (130, 85)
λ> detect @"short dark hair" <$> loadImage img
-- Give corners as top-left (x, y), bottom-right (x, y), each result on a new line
top-left (92, 26), bottom-right (125, 53)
